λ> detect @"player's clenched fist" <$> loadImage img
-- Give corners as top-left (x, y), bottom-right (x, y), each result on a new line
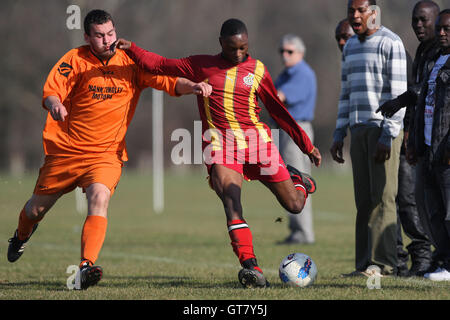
top-left (49, 103), bottom-right (68, 121)
top-left (113, 38), bottom-right (132, 51)
top-left (308, 147), bottom-right (322, 167)
top-left (193, 82), bottom-right (213, 97)
top-left (44, 96), bottom-right (68, 121)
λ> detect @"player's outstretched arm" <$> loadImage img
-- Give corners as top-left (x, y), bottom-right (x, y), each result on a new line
top-left (257, 67), bottom-right (319, 165)
top-left (175, 78), bottom-right (212, 97)
top-left (114, 38), bottom-right (196, 80)
top-left (114, 38), bottom-right (163, 74)
top-left (376, 97), bottom-right (404, 118)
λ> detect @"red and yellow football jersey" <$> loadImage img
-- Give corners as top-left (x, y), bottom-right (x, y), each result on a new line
top-left (126, 43), bottom-right (314, 156)
top-left (42, 45), bottom-right (179, 161)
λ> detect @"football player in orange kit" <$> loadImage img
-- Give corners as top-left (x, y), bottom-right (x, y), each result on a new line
top-left (6, 9), bottom-right (212, 290)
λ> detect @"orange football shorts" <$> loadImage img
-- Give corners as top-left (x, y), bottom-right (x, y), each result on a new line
top-left (33, 154), bottom-right (123, 196)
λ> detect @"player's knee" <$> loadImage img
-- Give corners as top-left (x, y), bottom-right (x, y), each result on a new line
top-left (88, 189), bottom-right (110, 208)
top-left (286, 198), bottom-right (304, 214)
top-left (26, 193), bottom-right (61, 220)
top-left (25, 202), bottom-right (47, 220)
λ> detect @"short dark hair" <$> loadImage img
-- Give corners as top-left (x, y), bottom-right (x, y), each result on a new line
top-left (84, 9), bottom-right (114, 35)
top-left (336, 18), bottom-right (350, 33)
top-left (220, 18), bottom-right (248, 38)
top-left (440, 9), bottom-right (450, 16)
top-left (348, 0), bottom-right (376, 7)
top-left (413, 1), bottom-right (440, 16)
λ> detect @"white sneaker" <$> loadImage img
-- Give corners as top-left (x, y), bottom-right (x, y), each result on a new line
top-left (427, 268), bottom-right (450, 281)
top-left (424, 267), bottom-right (442, 279)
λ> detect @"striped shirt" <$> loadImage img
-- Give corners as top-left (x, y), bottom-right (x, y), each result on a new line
top-left (333, 26), bottom-right (407, 146)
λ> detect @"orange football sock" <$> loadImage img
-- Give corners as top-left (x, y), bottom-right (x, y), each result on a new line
top-left (81, 215), bottom-right (108, 265)
top-left (17, 207), bottom-right (42, 241)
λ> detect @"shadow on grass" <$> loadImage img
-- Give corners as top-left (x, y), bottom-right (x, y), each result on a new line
top-left (266, 282), bottom-right (365, 289)
top-left (105, 275), bottom-right (241, 289)
top-left (1, 276), bottom-right (443, 293)
top-left (0, 280), bottom-right (66, 291)
top-left (0, 275), bottom-right (242, 292)
top-left (106, 275), bottom-right (432, 291)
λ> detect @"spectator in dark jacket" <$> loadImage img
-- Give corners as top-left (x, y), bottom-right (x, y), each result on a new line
top-left (377, 0), bottom-right (440, 277)
top-left (408, 9), bottom-right (450, 281)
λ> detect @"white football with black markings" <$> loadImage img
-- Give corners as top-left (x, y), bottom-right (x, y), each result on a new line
top-left (279, 253), bottom-right (317, 287)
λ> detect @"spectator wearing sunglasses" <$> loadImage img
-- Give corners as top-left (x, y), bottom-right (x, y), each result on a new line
top-left (275, 34), bottom-right (317, 245)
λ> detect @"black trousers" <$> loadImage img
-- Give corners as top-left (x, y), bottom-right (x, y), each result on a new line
top-left (397, 154), bottom-right (432, 264)
top-left (418, 155), bottom-right (450, 269)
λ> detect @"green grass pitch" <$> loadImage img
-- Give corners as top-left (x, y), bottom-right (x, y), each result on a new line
top-left (0, 168), bottom-right (449, 300)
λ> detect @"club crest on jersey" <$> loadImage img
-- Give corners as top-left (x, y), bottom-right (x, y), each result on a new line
top-left (58, 62), bottom-right (73, 77)
top-left (243, 73), bottom-right (255, 87)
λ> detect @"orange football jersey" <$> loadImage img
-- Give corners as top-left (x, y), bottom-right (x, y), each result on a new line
top-left (42, 45), bottom-right (178, 161)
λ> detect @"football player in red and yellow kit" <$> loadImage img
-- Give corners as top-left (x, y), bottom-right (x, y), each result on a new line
top-left (115, 19), bottom-right (321, 288)
top-left (7, 10), bottom-right (211, 289)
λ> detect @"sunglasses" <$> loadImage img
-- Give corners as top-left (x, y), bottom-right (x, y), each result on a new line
top-left (279, 49), bottom-right (295, 55)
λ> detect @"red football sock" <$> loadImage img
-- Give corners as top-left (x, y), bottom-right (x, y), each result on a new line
top-left (17, 207), bottom-right (42, 241)
top-left (81, 215), bottom-right (108, 265)
top-left (227, 219), bottom-right (262, 273)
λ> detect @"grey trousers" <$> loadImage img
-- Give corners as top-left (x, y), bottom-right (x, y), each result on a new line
top-left (278, 121), bottom-right (315, 243)
top-left (350, 126), bottom-right (402, 274)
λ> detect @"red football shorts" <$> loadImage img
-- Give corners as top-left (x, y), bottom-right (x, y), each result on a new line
top-left (204, 141), bottom-right (291, 183)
